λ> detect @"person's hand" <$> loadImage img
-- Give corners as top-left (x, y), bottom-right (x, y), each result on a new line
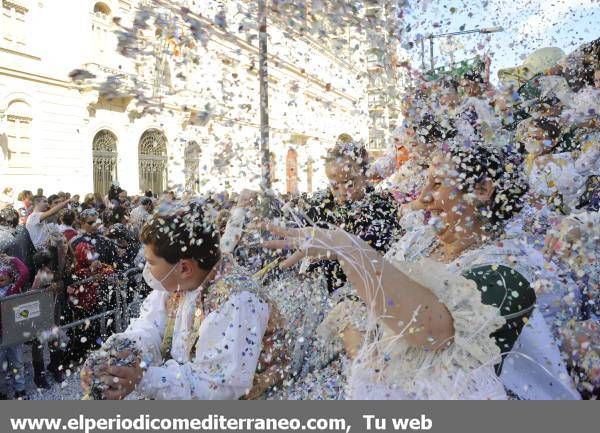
top-left (237, 189), bottom-right (259, 208)
top-left (80, 361), bottom-right (93, 394)
top-left (90, 260), bottom-right (103, 272)
top-left (261, 224), bottom-right (354, 269)
top-left (49, 282), bottom-right (61, 293)
top-left (99, 357), bottom-right (143, 400)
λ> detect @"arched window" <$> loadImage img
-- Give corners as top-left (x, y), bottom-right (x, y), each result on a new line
top-left (139, 129), bottom-right (168, 194)
top-left (286, 148), bottom-right (298, 195)
top-left (92, 2), bottom-right (113, 60)
top-left (92, 129), bottom-right (118, 196)
top-left (93, 2), bottom-right (111, 16)
top-left (184, 141), bottom-right (201, 193)
top-left (5, 100), bottom-right (32, 168)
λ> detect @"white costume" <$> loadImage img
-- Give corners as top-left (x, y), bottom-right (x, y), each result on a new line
top-left (344, 235), bottom-right (579, 400)
top-left (121, 268), bottom-right (269, 400)
top-left (345, 258), bottom-right (507, 400)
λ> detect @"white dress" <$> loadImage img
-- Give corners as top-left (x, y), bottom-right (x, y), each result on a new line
top-left (343, 236), bottom-right (579, 400)
top-left (450, 243), bottom-right (580, 400)
top-left (345, 258), bottom-right (507, 400)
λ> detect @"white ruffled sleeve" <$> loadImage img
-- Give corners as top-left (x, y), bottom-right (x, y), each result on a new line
top-left (347, 258), bottom-right (508, 400)
top-left (391, 259), bottom-right (506, 369)
top-left (136, 291), bottom-right (269, 400)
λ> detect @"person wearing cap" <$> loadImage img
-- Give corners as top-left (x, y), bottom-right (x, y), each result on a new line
top-left (498, 47), bottom-right (566, 87)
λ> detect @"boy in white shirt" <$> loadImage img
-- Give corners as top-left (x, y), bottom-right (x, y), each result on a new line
top-left (80, 202), bottom-right (276, 400)
top-left (25, 195), bottom-right (75, 250)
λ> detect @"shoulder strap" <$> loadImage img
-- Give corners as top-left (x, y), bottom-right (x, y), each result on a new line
top-left (160, 291), bottom-right (183, 361)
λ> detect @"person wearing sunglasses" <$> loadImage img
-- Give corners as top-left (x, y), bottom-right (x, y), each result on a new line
top-left (70, 209), bottom-right (118, 268)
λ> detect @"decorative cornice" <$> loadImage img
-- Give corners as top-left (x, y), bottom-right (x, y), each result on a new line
top-left (0, 66), bottom-right (74, 88)
top-left (0, 45), bottom-right (40, 60)
top-left (2, 0), bottom-right (29, 13)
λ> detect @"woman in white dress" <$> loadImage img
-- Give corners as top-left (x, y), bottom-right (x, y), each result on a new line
top-left (263, 142), bottom-right (579, 400)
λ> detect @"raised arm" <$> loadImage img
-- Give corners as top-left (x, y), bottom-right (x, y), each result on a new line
top-left (39, 198), bottom-right (73, 222)
top-left (220, 189), bottom-right (259, 254)
top-left (262, 225), bottom-right (454, 350)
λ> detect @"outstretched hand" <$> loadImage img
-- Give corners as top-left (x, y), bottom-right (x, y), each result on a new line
top-left (260, 224), bottom-right (354, 269)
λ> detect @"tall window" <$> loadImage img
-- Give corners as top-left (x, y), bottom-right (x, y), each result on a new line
top-left (5, 100), bottom-right (32, 168)
top-left (184, 141), bottom-right (201, 193)
top-left (2, 0), bottom-right (29, 49)
top-left (92, 130), bottom-right (118, 196)
top-left (139, 129), bottom-right (168, 194)
top-left (286, 148), bottom-right (299, 195)
top-left (92, 2), bottom-right (113, 61)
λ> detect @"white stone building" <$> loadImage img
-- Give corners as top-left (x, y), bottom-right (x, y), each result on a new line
top-left (0, 0), bottom-right (378, 194)
top-left (0, 0), bottom-right (375, 199)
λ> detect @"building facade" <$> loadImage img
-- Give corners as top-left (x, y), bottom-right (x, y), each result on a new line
top-left (0, 0), bottom-right (399, 198)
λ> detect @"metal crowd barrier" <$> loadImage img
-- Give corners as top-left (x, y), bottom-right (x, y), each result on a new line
top-left (0, 267), bottom-right (144, 350)
top-left (0, 287), bottom-right (55, 349)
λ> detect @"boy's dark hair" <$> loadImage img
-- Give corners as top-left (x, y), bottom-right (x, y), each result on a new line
top-left (140, 202), bottom-right (221, 270)
top-left (533, 117), bottom-right (561, 140)
top-left (32, 249), bottom-right (53, 270)
top-left (102, 206), bottom-right (127, 227)
top-left (140, 197), bottom-right (153, 207)
top-left (59, 209), bottom-right (76, 226)
top-left (144, 190), bottom-right (153, 198)
top-left (324, 134), bottom-right (369, 175)
top-left (450, 143), bottom-right (528, 226)
top-left (463, 69), bottom-right (485, 84)
top-left (47, 194), bottom-right (59, 205)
